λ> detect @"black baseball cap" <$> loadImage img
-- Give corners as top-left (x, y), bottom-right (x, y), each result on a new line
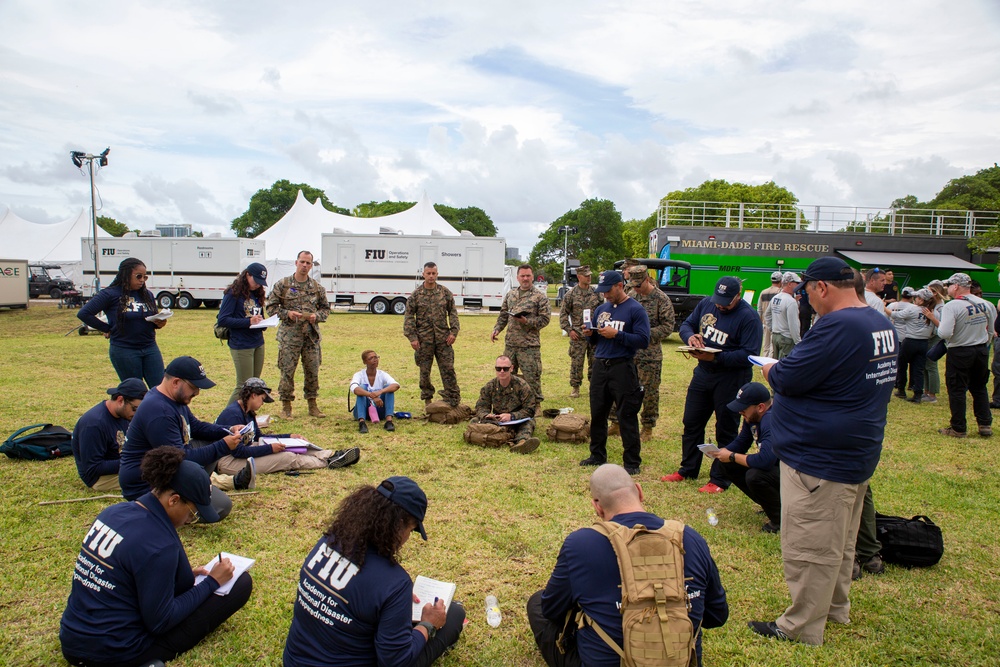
top-left (164, 356), bottom-right (216, 389)
top-left (727, 382), bottom-right (771, 412)
top-left (108, 378), bottom-right (148, 400)
top-left (800, 257), bottom-right (854, 283)
top-left (709, 276), bottom-right (742, 305)
top-left (170, 459), bottom-right (219, 523)
top-left (377, 476), bottom-right (428, 540)
top-left (594, 270), bottom-right (624, 293)
top-left (246, 262), bottom-right (268, 287)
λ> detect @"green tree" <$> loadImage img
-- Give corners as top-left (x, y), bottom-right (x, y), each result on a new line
top-left (622, 212), bottom-right (658, 259)
top-left (660, 179), bottom-right (800, 229)
top-left (230, 180), bottom-right (349, 237)
top-left (96, 215), bottom-right (135, 237)
top-left (529, 199), bottom-right (626, 279)
top-left (434, 205), bottom-right (498, 236)
top-left (354, 201), bottom-right (416, 217)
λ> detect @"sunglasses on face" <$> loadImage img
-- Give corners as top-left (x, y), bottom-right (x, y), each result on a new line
top-left (495, 366), bottom-right (511, 372)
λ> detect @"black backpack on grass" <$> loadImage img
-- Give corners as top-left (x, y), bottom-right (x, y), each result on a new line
top-left (1, 424), bottom-right (73, 461)
top-left (875, 513), bottom-right (944, 568)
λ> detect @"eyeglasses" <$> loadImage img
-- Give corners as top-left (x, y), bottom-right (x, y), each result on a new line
top-left (133, 273), bottom-right (148, 280)
top-left (184, 499), bottom-right (200, 524)
top-left (125, 401), bottom-right (142, 411)
top-left (495, 366), bottom-right (512, 372)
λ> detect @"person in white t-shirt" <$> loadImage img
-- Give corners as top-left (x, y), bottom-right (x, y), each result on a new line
top-left (350, 350), bottom-right (401, 433)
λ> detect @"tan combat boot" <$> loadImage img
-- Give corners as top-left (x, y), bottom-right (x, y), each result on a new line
top-left (569, 387), bottom-right (580, 398)
top-left (640, 426), bottom-right (653, 442)
top-left (308, 399), bottom-right (326, 418)
top-left (281, 401), bottom-right (293, 420)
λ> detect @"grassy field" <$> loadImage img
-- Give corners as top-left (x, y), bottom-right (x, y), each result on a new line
top-left (1, 303), bottom-right (998, 666)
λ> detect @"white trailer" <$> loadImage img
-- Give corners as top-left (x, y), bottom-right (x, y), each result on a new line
top-left (0, 259), bottom-right (29, 309)
top-left (319, 231), bottom-right (509, 313)
top-left (79, 236), bottom-right (265, 309)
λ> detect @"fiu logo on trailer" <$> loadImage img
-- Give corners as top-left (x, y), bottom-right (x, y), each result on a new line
top-left (364, 249), bottom-right (386, 260)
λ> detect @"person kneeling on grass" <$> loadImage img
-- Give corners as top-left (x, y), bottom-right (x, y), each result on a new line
top-left (350, 349), bottom-right (400, 434)
top-left (283, 476), bottom-right (465, 667)
top-left (60, 446), bottom-right (252, 667)
top-left (216, 377), bottom-right (360, 472)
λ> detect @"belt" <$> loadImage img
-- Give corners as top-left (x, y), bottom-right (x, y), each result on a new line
top-left (597, 357), bottom-right (633, 367)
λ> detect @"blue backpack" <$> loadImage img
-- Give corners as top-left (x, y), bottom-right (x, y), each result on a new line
top-left (1, 424), bottom-right (73, 461)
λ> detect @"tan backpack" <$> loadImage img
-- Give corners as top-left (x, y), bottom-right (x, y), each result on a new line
top-left (545, 413), bottom-right (590, 443)
top-left (463, 422), bottom-right (511, 448)
top-left (579, 520), bottom-right (696, 667)
top-left (425, 400), bottom-right (473, 424)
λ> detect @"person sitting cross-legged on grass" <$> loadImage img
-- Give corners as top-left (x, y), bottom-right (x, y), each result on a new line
top-left (216, 377), bottom-right (359, 472)
top-left (350, 349), bottom-right (400, 434)
top-left (472, 355), bottom-right (541, 454)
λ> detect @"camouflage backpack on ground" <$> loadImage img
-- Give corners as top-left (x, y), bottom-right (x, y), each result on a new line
top-left (425, 400), bottom-right (473, 424)
top-left (545, 413), bottom-right (590, 443)
top-left (463, 421), bottom-right (511, 448)
top-left (576, 520), bottom-right (697, 667)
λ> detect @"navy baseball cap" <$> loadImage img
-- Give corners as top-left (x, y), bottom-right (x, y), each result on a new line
top-left (594, 270), bottom-right (624, 293)
top-left (108, 378), bottom-right (148, 400)
top-left (164, 356), bottom-right (216, 389)
top-left (709, 276), bottom-right (742, 305)
top-left (800, 257), bottom-right (854, 283)
top-left (378, 476), bottom-right (428, 540)
top-left (246, 262), bottom-right (268, 287)
top-left (727, 382), bottom-right (771, 412)
top-left (170, 459), bottom-right (219, 523)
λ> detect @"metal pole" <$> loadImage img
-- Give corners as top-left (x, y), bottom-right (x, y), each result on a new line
top-left (563, 227), bottom-right (569, 282)
top-left (89, 158), bottom-right (101, 291)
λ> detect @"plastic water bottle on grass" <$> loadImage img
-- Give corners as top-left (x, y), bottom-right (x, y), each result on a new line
top-left (706, 508), bottom-right (718, 527)
top-left (485, 595), bottom-right (502, 627)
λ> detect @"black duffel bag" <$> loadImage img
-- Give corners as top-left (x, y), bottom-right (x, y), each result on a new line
top-left (875, 513), bottom-right (943, 568)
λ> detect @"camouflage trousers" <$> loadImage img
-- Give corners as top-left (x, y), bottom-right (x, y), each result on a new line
top-left (506, 419), bottom-right (535, 443)
top-left (505, 345), bottom-right (543, 403)
top-left (415, 342), bottom-right (460, 406)
top-left (568, 337), bottom-right (594, 388)
top-left (636, 353), bottom-right (663, 427)
top-left (276, 335), bottom-right (321, 402)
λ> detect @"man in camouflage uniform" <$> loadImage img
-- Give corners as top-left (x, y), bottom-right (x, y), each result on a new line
top-left (403, 261), bottom-right (461, 407)
top-left (627, 264), bottom-right (676, 442)
top-left (492, 264), bottom-right (551, 410)
top-left (265, 251), bottom-right (330, 419)
top-left (559, 266), bottom-right (602, 398)
top-left (473, 355), bottom-right (540, 454)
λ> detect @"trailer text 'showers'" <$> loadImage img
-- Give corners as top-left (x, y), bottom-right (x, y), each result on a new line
top-left (80, 237), bottom-right (265, 309)
top-left (320, 232), bottom-right (508, 313)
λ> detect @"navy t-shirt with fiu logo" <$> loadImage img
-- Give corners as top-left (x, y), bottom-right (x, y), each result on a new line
top-left (679, 298), bottom-right (763, 371)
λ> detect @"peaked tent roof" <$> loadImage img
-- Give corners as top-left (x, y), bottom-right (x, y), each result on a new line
top-left (257, 191), bottom-right (459, 262)
top-left (0, 205), bottom-right (112, 262)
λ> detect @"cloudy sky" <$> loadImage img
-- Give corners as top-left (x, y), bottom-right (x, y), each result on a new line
top-left (2, 0), bottom-right (998, 254)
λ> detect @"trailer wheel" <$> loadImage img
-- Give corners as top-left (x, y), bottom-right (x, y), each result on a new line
top-left (177, 293), bottom-right (201, 310)
top-left (156, 292), bottom-right (175, 309)
top-left (391, 298), bottom-right (407, 315)
top-left (369, 297), bottom-right (389, 315)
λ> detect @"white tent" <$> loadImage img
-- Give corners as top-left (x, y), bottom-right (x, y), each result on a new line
top-left (257, 191), bottom-right (459, 282)
top-left (0, 205), bottom-right (112, 284)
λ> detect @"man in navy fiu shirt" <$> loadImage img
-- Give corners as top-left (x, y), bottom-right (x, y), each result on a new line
top-left (662, 277), bottom-right (762, 492)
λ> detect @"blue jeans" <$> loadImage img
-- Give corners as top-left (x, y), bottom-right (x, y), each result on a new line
top-left (109, 343), bottom-right (164, 388)
top-left (352, 392), bottom-right (395, 421)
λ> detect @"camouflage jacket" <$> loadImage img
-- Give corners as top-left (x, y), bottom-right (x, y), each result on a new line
top-left (493, 287), bottom-right (550, 347)
top-left (627, 287), bottom-right (675, 355)
top-left (265, 275), bottom-right (330, 341)
top-left (475, 375), bottom-right (537, 421)
top-left (559, 285), bottom-right (603, 337)
top-left (403, 284), bottom-right (460, 344)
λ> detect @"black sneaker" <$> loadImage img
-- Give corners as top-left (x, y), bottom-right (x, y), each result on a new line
top-left (328, 447), bottom-right (361, 469)
top-left (906, 396), bottom-right (922, 403)
top-left (579, 456), bottom-right (605, 467)
top-left (384, 421), bottom-right (395, 432)
top-left (761, 521), bottom-right (780, 534)
top-left (358, 420), bottom-right (368, 434)
top-left (624, 466), bottom-right (640, 476)
top-left (233, 457), bottom-right (256, 490)
top-left (860, 554), bottom-right (885, 575)
top-left (748, 621), bottom-right (792, 641)
top-left (894, 389), bottom-right (907, 398)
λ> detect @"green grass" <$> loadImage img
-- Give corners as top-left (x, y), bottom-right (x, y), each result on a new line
top-left (1, 304), bottom-right (998, 666)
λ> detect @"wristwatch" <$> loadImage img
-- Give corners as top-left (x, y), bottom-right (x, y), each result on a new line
top-left (417, 621), bottom-right (437, 639)
top-left (728, 452), bottom-right (737, 463)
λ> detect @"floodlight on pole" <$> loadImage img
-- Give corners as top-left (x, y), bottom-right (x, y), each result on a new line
top-left (557, 225), bottom-right (577, 284)
top-left (70, 147), bottom-right (110, 291)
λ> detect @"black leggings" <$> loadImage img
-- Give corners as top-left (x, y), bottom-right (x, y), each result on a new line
top-left (63, 573), bottom-right (253, 667)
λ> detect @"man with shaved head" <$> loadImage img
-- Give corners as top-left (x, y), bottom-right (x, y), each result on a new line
top-left (527, 464), bottom-right (728, 667)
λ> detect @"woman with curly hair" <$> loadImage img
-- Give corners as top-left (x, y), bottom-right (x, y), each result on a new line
top-left (60, 446), bottom-right (252, 667)
top-left (79, 257), bottom-right (166, 387)
top-left (283, 477), bottom-right (465, 667)
top-left (217, 262), bottom-right (269, 404)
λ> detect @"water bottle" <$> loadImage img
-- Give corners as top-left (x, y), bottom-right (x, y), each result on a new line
top-left (485, 595), bottom-right (502, 627)
top-left (706, 508), bottom-right (718, 527)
